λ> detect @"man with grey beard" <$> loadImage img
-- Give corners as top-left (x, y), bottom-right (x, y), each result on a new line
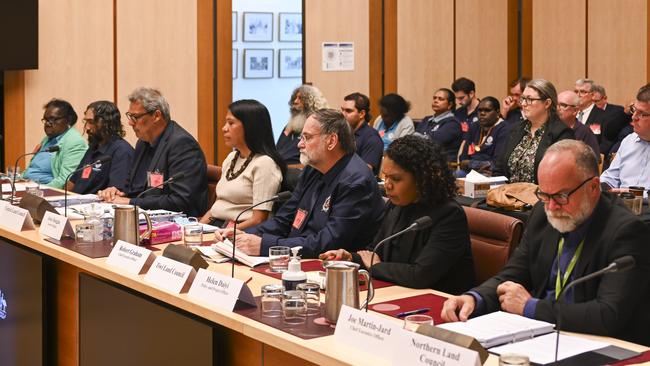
top-left (441, 140), bottom-right (650, 345)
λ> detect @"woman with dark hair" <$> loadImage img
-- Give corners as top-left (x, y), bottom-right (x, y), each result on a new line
top-left (320, 135), bottom-right (474, 293)
top-left (68, 100), bottom-right (134, 194)
top-left (373, 93), bottom-right (415, 150)
top-left (200, 99), bottom-right (286, 229)
top-left (416, 88), bottom-right (463, 162)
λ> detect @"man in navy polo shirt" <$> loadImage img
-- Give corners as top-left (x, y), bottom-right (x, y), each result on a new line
top-left (452, 77), bottom-right (480, 136)
top-left (229, 109), bottom-right (385, 258)
top-left (341, 92), bottom-right (383, 175)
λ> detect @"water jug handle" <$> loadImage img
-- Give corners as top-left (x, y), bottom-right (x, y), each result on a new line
top-left (359, 269), bottom-right (374, 310)
top-left (139, 210), bottom-right (153, 241)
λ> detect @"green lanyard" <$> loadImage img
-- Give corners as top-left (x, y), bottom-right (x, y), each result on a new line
top-left (554, 237), bottom-right (585, 300)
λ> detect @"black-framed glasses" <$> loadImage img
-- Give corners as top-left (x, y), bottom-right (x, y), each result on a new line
top-left (535, 176), bottom-right (596, 205)
top-left (630, 105), bottom-right (650, 119)
top-left (519, 96), bottom-right (546, 105)
top-left (125, 110), bottom-right (154, 122)
top-left (41, 116), bottom-right (66, 125)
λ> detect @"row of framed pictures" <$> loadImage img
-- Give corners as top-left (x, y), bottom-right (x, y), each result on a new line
top-left (233, 12), bottom-right (302, 42)
top-left (233, 49), bottom-right (302, 79)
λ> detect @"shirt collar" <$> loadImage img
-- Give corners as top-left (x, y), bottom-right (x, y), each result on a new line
top-left (147, 122), bottom-right (171, 148)
top-left (432, 111), bottom-right (453, 123)
top-left (354, 122), bottom-right (370, 136)
top-left (321, 153), bottom-right (353, 185)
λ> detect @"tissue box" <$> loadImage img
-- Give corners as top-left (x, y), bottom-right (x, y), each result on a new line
top-left (456, 178), bottom-right (492, 198)
top-left (139, 221), bottom-right (182, 245)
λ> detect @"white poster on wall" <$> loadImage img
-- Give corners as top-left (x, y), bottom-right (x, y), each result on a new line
top-left (322, 42), bottom-right (354, 71)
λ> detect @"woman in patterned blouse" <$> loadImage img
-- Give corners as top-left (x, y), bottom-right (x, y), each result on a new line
top-left (494, 79), bottom-right (574, 183)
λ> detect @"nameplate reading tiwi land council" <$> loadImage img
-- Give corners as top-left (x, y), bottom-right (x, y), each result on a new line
top-left (334, 305), bottom-right (403, 361)
top-left (38, 211), bottom-right (74, 240)
top-left (188, 269), bottom-right (256, 311)
top-left (106, 240), bottom-right (155, 275)
top-left (394, 326), bottom-right (481, 366)
top-left (144, 255), bottom-right (196, 294)
top-left (0, 202), bottom-right (35, 232)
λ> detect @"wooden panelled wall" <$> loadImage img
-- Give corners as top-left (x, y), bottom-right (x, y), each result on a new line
top-left (305, 0), bottom-right (649, 120)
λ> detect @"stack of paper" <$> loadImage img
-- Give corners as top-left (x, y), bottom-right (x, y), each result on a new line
top-left (211, 239), bottom-right (269, 267)
top-left (490, 333), bottom-right (608, 364)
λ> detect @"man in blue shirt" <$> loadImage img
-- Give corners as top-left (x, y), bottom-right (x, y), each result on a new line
top-left (230, 109), bottom-right (385, 258)
top-left (442, 140), bottom-right (650, 345)
top-left (341, 92), bottom-right (383, 175)
top-left (452, 77), bottom-right (480, 136)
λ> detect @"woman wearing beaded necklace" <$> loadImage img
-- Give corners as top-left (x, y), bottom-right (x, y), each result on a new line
top-left (200, 100), bottom-right (286, 229)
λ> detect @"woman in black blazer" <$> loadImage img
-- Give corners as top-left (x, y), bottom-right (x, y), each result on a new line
top-left (319, 135), bottom-right (474, 294)
top-left (494, 79), bottom-right (574, 183)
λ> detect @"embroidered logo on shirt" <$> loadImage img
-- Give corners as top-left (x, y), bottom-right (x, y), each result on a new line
top-left (486, 136), bottom-right (494, 145)
top-left (322, 196), bottom-right (331, 212)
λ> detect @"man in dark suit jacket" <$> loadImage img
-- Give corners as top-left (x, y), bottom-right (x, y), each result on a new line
top-left (98, 87), bottom-right (208, 217)
top-left (591, 84), bottom-right (633, 156)
top-left (442, 140), bottom-right (650, 345)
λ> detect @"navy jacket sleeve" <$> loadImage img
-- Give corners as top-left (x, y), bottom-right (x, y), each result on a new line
top-left (357, 136), bottom-right (384, 173)
top-left (107, 141), bottom-right (134, 192)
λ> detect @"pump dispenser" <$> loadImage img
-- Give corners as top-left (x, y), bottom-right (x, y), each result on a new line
top-left (282, 246), bottom-right (307, 290)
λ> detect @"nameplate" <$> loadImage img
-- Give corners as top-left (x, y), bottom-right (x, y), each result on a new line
top-left (106, 240), bottom-right (155, 275)
top-left (144, 255), bottom-right (196, 293)
top-left (38, 211), bottom-right (74, 240)
top-left (334, 305), bottom-right (403, 360)
top-left (188, 269), bottom-right (256, 311)
top-left (394, 327), bottom-right (481, 366)
top-left (0, 204), bottom-right (35, 232)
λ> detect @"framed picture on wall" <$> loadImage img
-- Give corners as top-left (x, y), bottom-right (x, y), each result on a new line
top-left (232, 49), bottom-right (238, 79)
top-left (232, 12), bottom-right (237, 42)
top-left (278, 13), bottom-right (302, 42)
top-left (243, 12), bottom-right (273, 42)
top-left (279, 49), bottom-right (302, 78)
top-left (243, 49), bottom-right (273, 78)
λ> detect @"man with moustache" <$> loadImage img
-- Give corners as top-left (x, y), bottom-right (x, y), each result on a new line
top-left (68, 101), bottom-right (134, 194)
top-left (441, 140), bottom-right (650, 345)
top-left (97, 87), bottom-right (207, 217)
top-left (230, 109), bottom-right (385, 259)
top-left (341, 92), bottom-right (383, 175)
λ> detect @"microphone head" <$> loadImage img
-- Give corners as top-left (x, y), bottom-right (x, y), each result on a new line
top-left (46, 145), bottom-right (60, 152)
top-left (276, 191), bottom-right (293, 202)
top-left (413, 216), bottom-right (433, 230)
top-left (95, 155), bottom-right (112, 164)
top-left (613, 255), bottom-right (635, 272)
top-left (171, 172), bottom-right (186, 181)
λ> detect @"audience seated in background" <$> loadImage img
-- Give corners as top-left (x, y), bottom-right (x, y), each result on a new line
top-left (601, 83), bottom-right (650, 191)
top-left (97, 87), bottom-right (208, 217)
top-left (574, 78), bottom-right (606, 136)
top-left (373, 93), bottom-right (415, 151)
top-left (320, 135), bottom-right (474, 293)
top-left (341, 92), bottom-right (383, 175)
top-left (501, 77), bottom-right (530, 127)
top-left (591, 83), bottom-right (633, 157)
top-left (457, 97), bottom-right (510, 177)
top-left (556, 90), bottom-right (600, 157)
top-left (452, 77), bottom-right (480, 135)
top-left (442, 140), bottom-right (650, 346)
top-left (199, 100), bottom-right (285, 229)
top-left (68, 101), bottom-right (134, 194)
top-left (23, 99), bottom-right (88, 188)
top-left (494, 79), bottom-right (574, 183)
top-left (276, 84), bottom-right (328, 169)
top-left (415, 88), bottom-right (462, 162)
top-left (225, 109), bottom-right (385, 259)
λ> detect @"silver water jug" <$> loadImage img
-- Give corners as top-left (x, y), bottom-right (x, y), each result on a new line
top-left (113, 205), bottom-right (152, 245)
top-left (323, 261), bottom-right (374, 323)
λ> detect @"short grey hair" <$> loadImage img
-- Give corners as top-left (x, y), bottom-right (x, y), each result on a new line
top-left (311, 108), bottom-right (355, 155)
top-left (545, 140), bottom-right (598, 178)
top-left (128, 87), bottom-right (171, 121)
top-left (575, 78), bottom-right (595, 91)
top-left (591, 84), bottom-right (606, 96)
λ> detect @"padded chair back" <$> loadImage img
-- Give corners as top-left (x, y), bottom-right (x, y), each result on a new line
top-left (462, 206), bottom-right (524, 285)
top-left (206, 164), bottom-right (222, 210)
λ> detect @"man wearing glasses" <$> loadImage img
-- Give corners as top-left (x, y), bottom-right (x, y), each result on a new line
top-left (23, 99), bottom-right (88, 188)
top-left (97, 87), bottom-right (207, 217)
top-left (442, 140), bottom-right (650, 345)
top-left (600, 84), bottom-right (650, 194)
top-left (556, 90), bottom-right (600, 157)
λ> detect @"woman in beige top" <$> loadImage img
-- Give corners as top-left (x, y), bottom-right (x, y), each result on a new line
top-left (200, 100), bottom-right (286, 228)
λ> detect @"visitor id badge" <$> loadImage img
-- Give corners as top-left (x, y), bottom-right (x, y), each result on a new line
top-left (590, 123), bottom-right (601, 135)
top-left (148, 171), bottom-right (164, 188)
top-left (81, 165), bottom-right (92, 179)
top-left (292, 209), bottom-right (308, 230)
top-left (461, 121), bottom-right (469, 133)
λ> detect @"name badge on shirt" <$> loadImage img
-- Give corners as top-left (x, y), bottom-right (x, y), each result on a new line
top-left (378, 130), bottom-right (385, 138)
top-left (293, 208), bottom-right (308, 230)
top-left (461, 121), bottom-right (469, 133)
top-left (148, 171), bottom-right (164, 188)
top-left (590, 123), bottom-right (601, 135)
top-left (81, 165), bottom-right (92, 179)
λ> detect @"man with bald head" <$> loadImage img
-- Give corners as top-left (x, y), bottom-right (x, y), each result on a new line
top-left (442, 140), bottom-right (650, 345)
top-left (557, 90), bottom-right (600, 156)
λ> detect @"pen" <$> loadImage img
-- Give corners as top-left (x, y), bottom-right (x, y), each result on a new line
top-left (244, 276), bottom-right (253, 285)
top-left (396, 307), bottom-right (430, 318)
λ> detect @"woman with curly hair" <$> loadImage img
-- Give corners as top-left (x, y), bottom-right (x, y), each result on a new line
top-left (320, 135), bottom-right (474, 293)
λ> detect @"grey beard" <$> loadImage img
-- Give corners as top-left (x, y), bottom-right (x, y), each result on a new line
top-left (286, 113), bottom-right (307, 134)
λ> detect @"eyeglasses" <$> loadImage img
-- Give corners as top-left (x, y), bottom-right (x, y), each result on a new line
top-left (125, 110), bottom-right (154, 122)
top-left (41, 116), bottom-right (66, 125)
top-left (519, 96), bottom-right (546, 105)
top-left (535, 176), bottom-right (596, 205)
top-left (299, 132), bottom-right (322, 142)
top-left (630, 105), bottom-right (650, 119)
top-left (558, 103), bottom-right (578, 110)
top-left (574, 89), bottom-right (591, 96)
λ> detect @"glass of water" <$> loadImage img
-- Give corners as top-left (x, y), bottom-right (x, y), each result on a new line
top-left (261, 284), bottom-right (285, 318)
top-left (269, 246), bottom-right (290, 273)
top-left (184, 217), bottom-right (203, 246)
top-left (403, 314), bottom-right (434, 332)
top-left (296, 282), bottom-right (321, 316)
top-left (282, 290), bottom-right (307, 325)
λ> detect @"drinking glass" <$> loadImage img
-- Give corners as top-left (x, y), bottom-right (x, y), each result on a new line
top-left (403, 314), bottom-right (433, 332)
top-left (499, 353), bottom-right (530, 366)
top-left (269, 246), bottom-right (291, 273)
top-left (282, 290), bottom-right (307, 325)
top-left (296, 282), bottom-right (321, 316)
top-left (184, 217), bottom-right (203, 246)
top-left (260, 284), bottom-right (285, 318)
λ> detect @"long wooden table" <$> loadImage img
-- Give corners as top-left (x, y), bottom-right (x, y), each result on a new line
top-left (2, 224), bottom-right (649, 366)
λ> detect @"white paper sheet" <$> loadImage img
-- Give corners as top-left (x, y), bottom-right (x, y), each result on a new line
top-left (489, 333), bottom-right (608, 364)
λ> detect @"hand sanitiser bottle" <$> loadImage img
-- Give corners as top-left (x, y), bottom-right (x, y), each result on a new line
top-left (282, 246), bottom-right (307, 290)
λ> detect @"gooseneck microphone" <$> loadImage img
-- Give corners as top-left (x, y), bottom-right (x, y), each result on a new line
top-left (230, 191), bottom-right (292, 278)
top-left (553, 255), bottom-right (635, 363)
top-left (63, 155), bottom-right (112, 217)
top-left (365, 216), bottom-right (433, 311)
top-left (10, 145), bottom-right (60, 204)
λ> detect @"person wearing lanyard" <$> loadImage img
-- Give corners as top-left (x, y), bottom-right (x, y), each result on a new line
top-left (441, 140), bottom-right (650, 346)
